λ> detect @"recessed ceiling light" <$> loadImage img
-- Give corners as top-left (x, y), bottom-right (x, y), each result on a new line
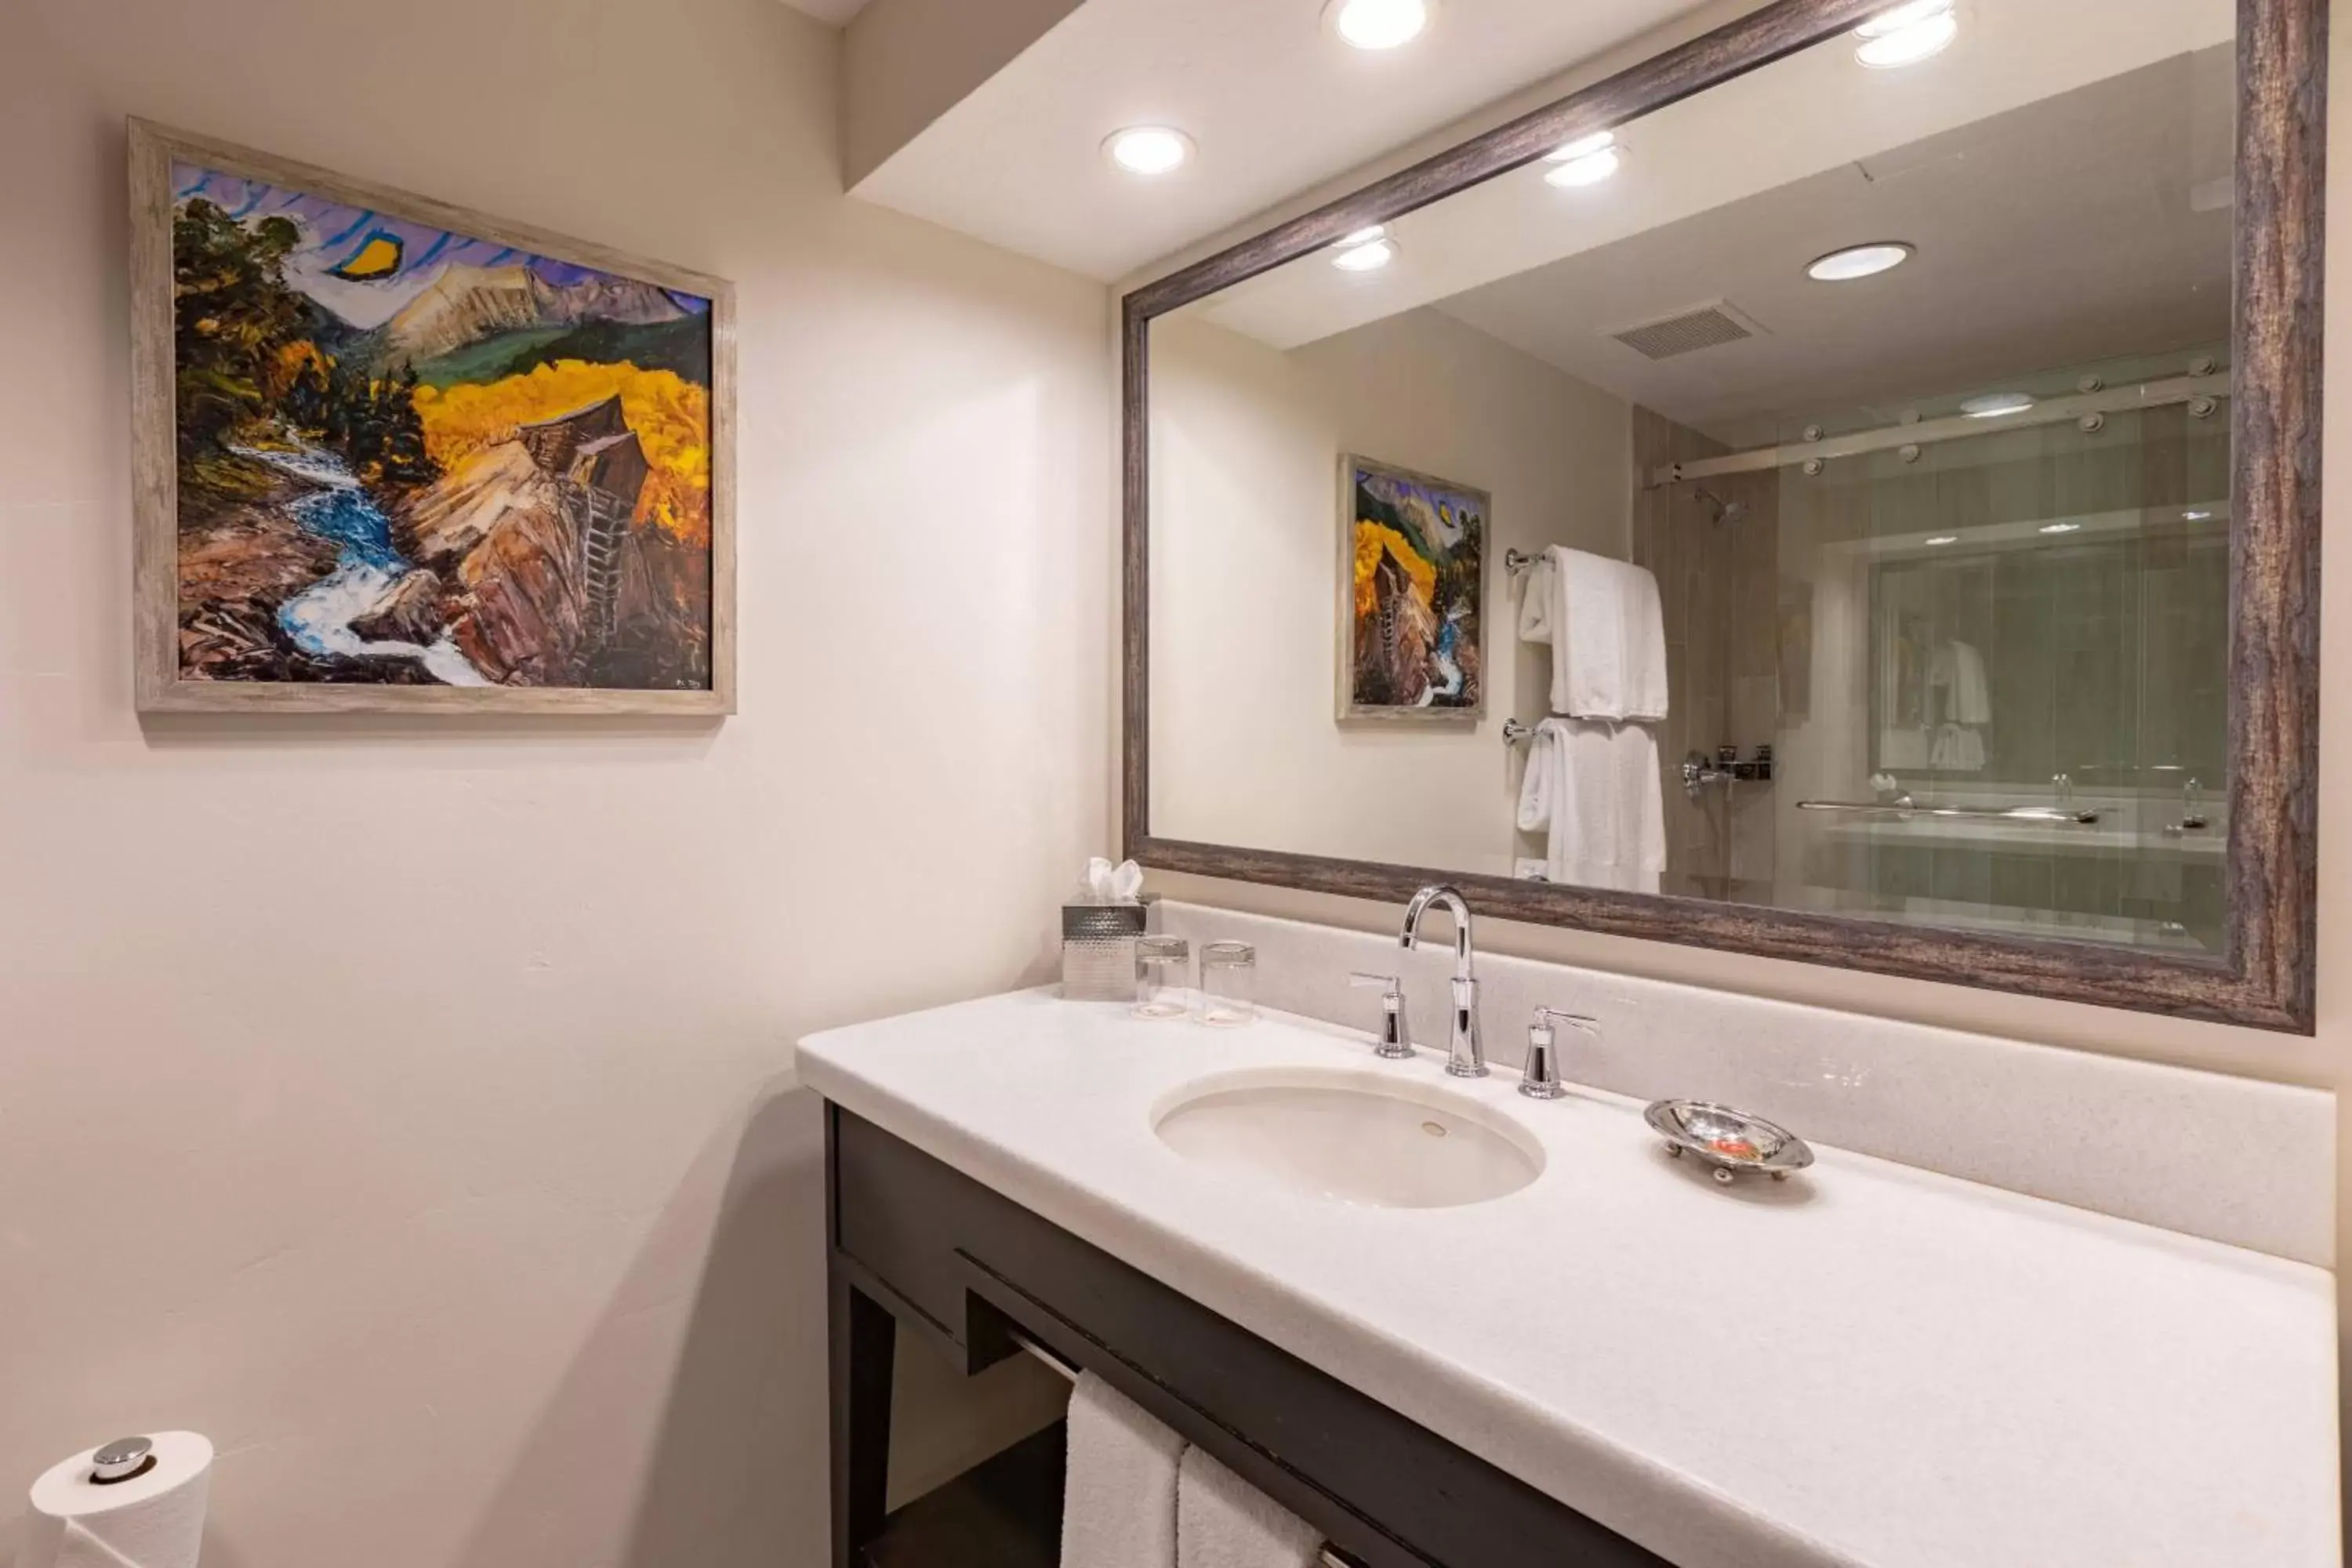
top-left (1545, 131), bottom-right (1616, 163)
top-left (2039, 522), bottom-right (2082, 535)
top-left (1807, 242), bottom-right (1914, 282)
top-left (1331, 237), bottom-right (1399, 272)
top-left (1962, 393), bottom-right (2036, 419)
top-left (2183, 509), bottom-right (2215, 521)
top-left (1925, 535), bottom-right (1959, 546)
top-left (1544, 147), bottom-right (1622, 188)
top-left (1338, 224), bottom-right (1388, 247)
top-left (1329, 0), bottom-right (1428, 50)
top-left (1856, 0), bottom-right (1955, 37)
top-left (1856, 4), bottom-right (1958, 69)
top-left (1104, 126), bottom-right (1193, 176)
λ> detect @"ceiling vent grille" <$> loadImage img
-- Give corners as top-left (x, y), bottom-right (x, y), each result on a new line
top-left (1609, 300), bottom-right (1763, 361)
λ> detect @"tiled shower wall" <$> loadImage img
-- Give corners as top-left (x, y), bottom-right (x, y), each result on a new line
top-left (1630, 406), bottom-right (1780, 898)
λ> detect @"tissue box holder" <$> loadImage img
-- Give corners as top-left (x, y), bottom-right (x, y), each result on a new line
top-left (1062, 903), bottom-right (1147, 1001)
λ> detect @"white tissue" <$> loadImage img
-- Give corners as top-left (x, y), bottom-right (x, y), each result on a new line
top-left (1082, 857), bottom-right (1145, 903)
top-left (24, 1433), bottom-right (212, 1568)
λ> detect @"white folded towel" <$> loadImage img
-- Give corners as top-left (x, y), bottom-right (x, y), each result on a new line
top-left (1062, 1372), bottom-right (1184, 1568)
top-left (1519, 546), bottom-right (1668, 721)
top-left (1517, 717), bottom-right (1665, 895)
top-left (1175, 1446), bottom-right (1322, 1568)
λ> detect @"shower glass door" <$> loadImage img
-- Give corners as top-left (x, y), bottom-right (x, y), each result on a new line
top-left (1766, 349), bottom-right (2230, 953)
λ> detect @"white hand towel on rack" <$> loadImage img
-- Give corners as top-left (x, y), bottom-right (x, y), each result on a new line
top-left (1062, 1371), bottom-right (1184, 1568)
top-left (1516, 550), bottom-right (1558, 643)
top-left (1517, 717), bottom-right (1665, 894)
top-left (1928, 641), bottom-right (1992, 726)
top-left (1519, 547), bottom-right (1668, 721)
top-left (1175, 1446), bottom-right (1323, 1568)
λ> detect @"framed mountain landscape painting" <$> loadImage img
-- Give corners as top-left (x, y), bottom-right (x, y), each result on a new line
top-left (1338, 455), bottom-right (1487, 722)
top-left (129, 121), bottom-right (735, 713)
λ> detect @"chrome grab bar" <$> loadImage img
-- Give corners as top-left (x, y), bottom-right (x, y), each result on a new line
top-left (1798, 797), bottom-right (2101, 826)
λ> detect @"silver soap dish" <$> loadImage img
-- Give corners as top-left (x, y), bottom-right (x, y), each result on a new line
top-left (1644, 1100), bottom-right (1814, 1185)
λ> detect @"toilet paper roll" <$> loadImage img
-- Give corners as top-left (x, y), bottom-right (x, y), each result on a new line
top-left (24, 1432), bottom-right (212, 1568)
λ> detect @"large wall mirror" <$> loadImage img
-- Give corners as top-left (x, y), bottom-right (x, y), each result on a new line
top-left (1123, 0), bottom-right (2322, 1030)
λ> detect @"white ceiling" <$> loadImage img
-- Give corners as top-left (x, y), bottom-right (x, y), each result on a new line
top-left (1160, 0), bottom-right (2235, 434)
top-left (851, 0), bottom-right (1725, 281)
top-left (1437, 45), bottom-right (2236, 434)
top-left (778, 0), bottom-right (871, 24)
top-left (1187, 0), bottom-right (2229, 348)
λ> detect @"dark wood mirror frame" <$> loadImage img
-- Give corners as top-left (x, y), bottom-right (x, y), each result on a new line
top-left (1122, 0), bottom-right (2325, 1033)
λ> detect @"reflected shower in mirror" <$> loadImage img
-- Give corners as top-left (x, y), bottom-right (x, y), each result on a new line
top-left (1146, 0), bottom-right (2237, 956)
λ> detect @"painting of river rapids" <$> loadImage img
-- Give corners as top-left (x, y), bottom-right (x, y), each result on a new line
top-left (158, 151), bottom-right (720, 701)
top-left (1341, 456), bottom-right (1487, 722)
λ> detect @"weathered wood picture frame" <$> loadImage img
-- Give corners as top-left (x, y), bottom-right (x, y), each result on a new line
top-left (1122, 0), bottom-right (2325, 1032)
top-left (129, 119), bottom-right (737, 716)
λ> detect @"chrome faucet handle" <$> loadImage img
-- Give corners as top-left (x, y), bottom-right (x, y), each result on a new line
top-left (1521, 1008), bottom-right (1597, 1100)
top-left (1349, 973), bottom-right (1414, 1059)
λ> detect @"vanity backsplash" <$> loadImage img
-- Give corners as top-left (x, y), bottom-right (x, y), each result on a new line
top-left (1152, 901), bottom-right (2333, 1267)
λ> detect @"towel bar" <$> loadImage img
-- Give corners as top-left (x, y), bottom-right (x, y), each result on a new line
top-left (1011, 1330), bottom-right (1081, 1383)
top-left (1504, 548), bottom-right (1541, 575)
top-left (1798, 798), bottom-right (2101, 826)
top-left (1015, 1330), bottom-right (1364, 1568)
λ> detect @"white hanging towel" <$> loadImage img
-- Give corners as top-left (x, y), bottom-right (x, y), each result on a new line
top-left (1174, 1446), bottom-right (1323, 1568)
top-left (1519, 546), bottom-right (1669, 721)
top-left (1516, 550), bottom-right (1559, 642)
top-left (1928, 641), bottom-right (1992, 726)
top-left (1517, 717), bottom-right (1666, 894)
top-left (1929, 723), bottom-right (1986, 771)
top-left (1062, 1371), bottom-right (1185, 1568)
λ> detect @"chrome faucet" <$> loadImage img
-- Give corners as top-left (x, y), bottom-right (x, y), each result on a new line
top-left (1400, 885), bottom-right (1484, 1078)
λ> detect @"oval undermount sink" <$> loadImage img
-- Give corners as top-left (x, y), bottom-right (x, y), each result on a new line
top-left (1152, 1067), bottom-right (1544, 1209)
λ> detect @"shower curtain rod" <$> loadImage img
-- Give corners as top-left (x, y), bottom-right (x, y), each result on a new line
top-left (1644, 371), bottom-right (2230, 488)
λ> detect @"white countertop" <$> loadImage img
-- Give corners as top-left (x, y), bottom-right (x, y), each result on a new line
top-left (797, 990), bottom-right (2340, 1568)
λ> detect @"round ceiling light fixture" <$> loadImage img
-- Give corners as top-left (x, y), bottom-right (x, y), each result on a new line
top-left (1328, 0), bottom-right (1429, 50)
top-left (1857, 0), bottom-right (1955, 34)
top-left (1855, 0), bottom-right (1958, 68)
top-left (1806, 241), bottom-right (1914, 282)
top-left (1962, 392), bottom-right (2037, 419)
top-left (1331, 234), bottom-right (1399, 271)
top-left (1544, 138), bottom-right (1623, 189)
top-left (1545, 131), bottom-right (1617, 163)
top-left (2038, 521), bottom-right (2082, 535)
top-left (1925, 535), bottom-right (1959, 546)
top-left (1103, 126), bottom-right (1194, 176)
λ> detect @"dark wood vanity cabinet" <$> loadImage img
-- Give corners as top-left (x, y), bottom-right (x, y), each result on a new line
top-left (825, 1105), bottom-right (1669, 1568)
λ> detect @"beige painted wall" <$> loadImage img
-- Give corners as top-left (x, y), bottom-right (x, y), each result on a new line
top-left (0, 2), bottom-right (1103, 1565)
top-left (1149, 308), bottom-right (1630, 874)
top-left (1132, 2), bottom-right (2352, 1520)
